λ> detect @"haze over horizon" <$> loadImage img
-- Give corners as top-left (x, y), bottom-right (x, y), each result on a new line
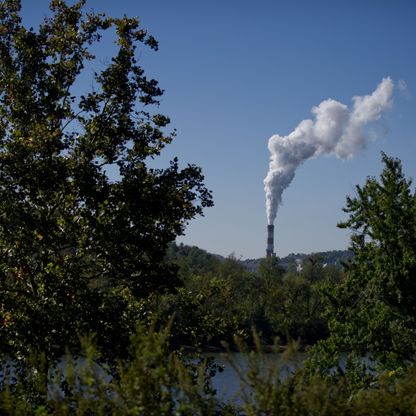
top-left (22, 0), bottom-right (416, 259)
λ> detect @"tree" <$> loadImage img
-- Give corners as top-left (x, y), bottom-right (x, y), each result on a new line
top-left (0, 0), bottom-right (212, 364)
top-left (310, 153), bottom-right (416, 374)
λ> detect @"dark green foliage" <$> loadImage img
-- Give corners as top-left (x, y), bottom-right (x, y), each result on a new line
top-left (310, 153), bottom-right (416, 375)
top-left (0, 0), bottom-right (212, 364)
top-left (3, 327), bottom-right (416, 415)
top-left (156, 244), bottom-right (343, 348)
top-left (257, 255), bottom-right (342, 345)
top-left (240, 356), bottom-right (416, 416)
top-left (166, 242), bottom-right (222, 278)
top-left (0, 325), bottom-right (230, 415)
top-left (153, 256), bottom-right (249, 349)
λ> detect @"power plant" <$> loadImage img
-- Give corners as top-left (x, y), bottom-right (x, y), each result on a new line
top-left (266, 224), bottom-right (274, 257)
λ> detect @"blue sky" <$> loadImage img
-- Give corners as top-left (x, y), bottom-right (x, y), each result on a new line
top-left (21, 0), bottom-right (416, 258)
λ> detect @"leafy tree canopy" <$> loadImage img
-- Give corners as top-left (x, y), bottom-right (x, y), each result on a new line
top-left (0, 0), bottom-right (212, 362)
top-left (310, 153), bottom-right (416, 374)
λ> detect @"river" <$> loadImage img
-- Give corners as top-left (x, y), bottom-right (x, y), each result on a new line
top-left (207, 352), bottom-right (306, 403)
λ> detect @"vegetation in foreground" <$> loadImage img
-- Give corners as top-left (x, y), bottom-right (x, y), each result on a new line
top-left (1, 0), bottom-right (416, 414)
top-left (3, 326), bottom-right (416, 415)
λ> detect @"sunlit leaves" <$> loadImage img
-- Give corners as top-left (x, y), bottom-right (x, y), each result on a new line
top-left (311, 153), bottom-right (416, 376)
top-left (0, 0), bottom-right (212, 366)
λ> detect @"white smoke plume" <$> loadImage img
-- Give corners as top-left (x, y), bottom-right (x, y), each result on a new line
top-left (264, 77), bottom-right (394, 225)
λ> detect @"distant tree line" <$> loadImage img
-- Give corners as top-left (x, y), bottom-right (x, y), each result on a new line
top-left (240, 249), bottom-right (353, 272)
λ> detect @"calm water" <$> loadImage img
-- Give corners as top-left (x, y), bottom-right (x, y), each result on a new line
top-left (208, 352), bottom-right (306, 403)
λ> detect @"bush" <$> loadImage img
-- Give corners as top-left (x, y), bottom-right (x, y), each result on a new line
top-left (2, 327), bottom-right (416, 415)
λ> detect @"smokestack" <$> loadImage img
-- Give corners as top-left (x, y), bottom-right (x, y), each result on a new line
top-left (266, 224), bottom-right (274, 257)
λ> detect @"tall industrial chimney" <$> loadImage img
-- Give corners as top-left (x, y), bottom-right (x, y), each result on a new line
top-left (266, 224), bottom-right (274, 257)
